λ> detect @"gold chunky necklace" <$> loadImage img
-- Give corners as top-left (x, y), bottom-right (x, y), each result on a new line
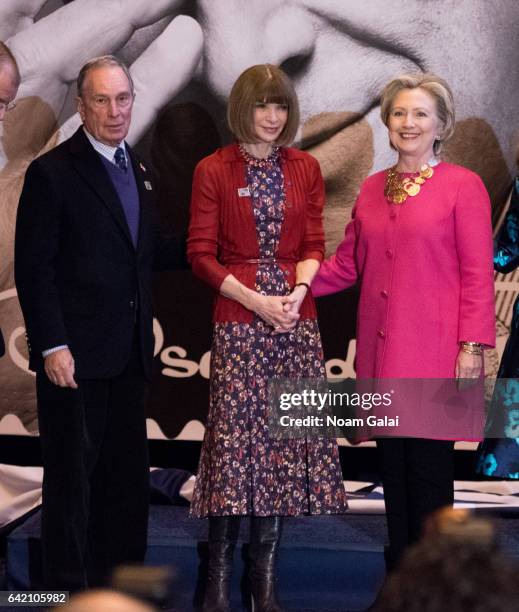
top-left (384, 163), bottom-right (435, 204)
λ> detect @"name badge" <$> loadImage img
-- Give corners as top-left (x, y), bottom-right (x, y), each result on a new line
top-left (144, 181), bottom-right (152, 191)
top-left (238, 187), bottom-right (250, 197)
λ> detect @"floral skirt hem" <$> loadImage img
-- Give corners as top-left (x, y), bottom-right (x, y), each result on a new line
top-left (190, 319), bottom-right (348, 517)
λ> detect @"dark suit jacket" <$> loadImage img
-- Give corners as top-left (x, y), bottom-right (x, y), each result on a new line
top-left (15, 127), bottom-right (184, 380)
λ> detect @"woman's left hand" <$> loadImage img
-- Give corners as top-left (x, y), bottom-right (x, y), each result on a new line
top-left (455, 349), bottom-right (483, 380)
top-left (273, 285), bottom-right (308, 334)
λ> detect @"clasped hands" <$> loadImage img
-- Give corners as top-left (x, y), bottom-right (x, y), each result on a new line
top-left (253, 285), bottom-right (308, 334)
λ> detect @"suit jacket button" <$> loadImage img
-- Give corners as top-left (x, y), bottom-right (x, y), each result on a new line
top-left (129, 299), bottom-right (135, 309)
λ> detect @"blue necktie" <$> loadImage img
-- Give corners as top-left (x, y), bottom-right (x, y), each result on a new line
top-left (114, 147), bottom-right (127, 172)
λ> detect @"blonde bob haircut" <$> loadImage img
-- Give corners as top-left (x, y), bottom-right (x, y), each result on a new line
top-left (227, 64), bottom-right (299, 146)
top-left (380, 73), bottom-right (455, 155)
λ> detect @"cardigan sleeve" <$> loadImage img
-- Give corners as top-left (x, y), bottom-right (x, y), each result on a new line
top-left (494, 177), bottom-right (519, 273)
top-left (312, 205), bottom-right (359, 297)
top-left (187, 158), bottom-right (230, 291)
top-left (300, 156), bottom-right (325, 262)
top-left (454, 171), bottom-right (496, 347)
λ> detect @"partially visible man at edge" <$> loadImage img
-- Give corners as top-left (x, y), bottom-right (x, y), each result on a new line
top-left (15, 55), bottom-right (185, 590)
top-left (0, 41), bottom-right (20, 358)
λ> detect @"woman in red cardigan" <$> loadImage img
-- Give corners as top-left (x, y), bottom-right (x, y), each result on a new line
top-left (188, 64), bottom-right (347, 612)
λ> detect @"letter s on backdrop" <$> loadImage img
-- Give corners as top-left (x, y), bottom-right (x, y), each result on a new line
top-left (161, 346), bottom-right (199, 378)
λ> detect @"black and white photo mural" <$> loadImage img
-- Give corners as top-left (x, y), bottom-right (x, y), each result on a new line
top-left (1, 0), bottom-right (517, 439)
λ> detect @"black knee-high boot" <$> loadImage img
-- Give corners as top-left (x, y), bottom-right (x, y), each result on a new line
top-left (249, 516), bottom-right (284, 612)
top-left (203, 516), bottom-right (241, 612)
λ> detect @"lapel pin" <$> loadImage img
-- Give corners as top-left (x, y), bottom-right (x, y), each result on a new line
top-left (238, 187), bottom-right (251, 197)
top-left (144, 181), bottom-right (152, 191)
top-left (140, 162), bottom-right (146, 172)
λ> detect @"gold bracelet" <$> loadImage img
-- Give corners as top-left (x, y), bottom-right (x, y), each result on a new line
top-left (462, 348), bottom-right (482, 356)
top-left (461, 341), bottom-right (483, 355)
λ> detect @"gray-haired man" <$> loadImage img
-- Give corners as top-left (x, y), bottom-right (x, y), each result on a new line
top-left (15, 55), bottom-right (184, 590)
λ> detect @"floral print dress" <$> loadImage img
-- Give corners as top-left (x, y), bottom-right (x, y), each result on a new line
top-left (190, 146), bottom-right (347, 517)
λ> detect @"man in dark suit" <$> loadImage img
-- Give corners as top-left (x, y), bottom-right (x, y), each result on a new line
top-left (0, 41), bottom-right (20, 358)
top-left (15, 55), bottom-right (184, 590)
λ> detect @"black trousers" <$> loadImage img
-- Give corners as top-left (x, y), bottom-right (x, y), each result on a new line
top-left (36, 334), bottom-right (150, 590)
top-left (376, 438), bottom-right (454, 571)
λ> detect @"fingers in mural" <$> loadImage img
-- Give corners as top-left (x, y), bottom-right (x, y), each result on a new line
top-left (8, 0), bottom-right (184, 119)
top-left (2, 0), bottom-right (187, 164)
top-left (57, 16), bottom-right (203, 147)
top-left (0, 0), bottom-right (48, 40)
top-left (128, 16), bottom-right (203, 145)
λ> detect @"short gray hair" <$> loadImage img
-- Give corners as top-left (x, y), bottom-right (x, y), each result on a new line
top-left (0, 41), bottom-right (20, 86)
top-left (380, 73), bottom-right (455, 155)
top-left (76, 55), bottom-right (134, 98)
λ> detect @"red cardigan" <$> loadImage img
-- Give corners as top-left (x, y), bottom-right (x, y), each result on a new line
top-left (188, 143), bottom-right (325, 323)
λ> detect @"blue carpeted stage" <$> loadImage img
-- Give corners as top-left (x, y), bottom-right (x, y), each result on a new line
top-left (4, 504), bottom-right (519, 611)
top-left (6, 506), bottom-right (387, 611)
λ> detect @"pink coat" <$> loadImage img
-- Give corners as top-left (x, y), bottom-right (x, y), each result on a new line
top-left (313, 162), bottom-right (496, 379)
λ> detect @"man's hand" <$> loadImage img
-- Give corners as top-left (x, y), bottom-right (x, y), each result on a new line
top-left (44, 348), bottom-right (78, 389)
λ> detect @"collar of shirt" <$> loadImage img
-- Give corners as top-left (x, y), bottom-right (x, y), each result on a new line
top-left (83, 127), bottom-right (127, 165)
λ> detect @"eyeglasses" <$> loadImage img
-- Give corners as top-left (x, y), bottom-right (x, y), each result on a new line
top-left (0, 100), bottom-right (16, 113)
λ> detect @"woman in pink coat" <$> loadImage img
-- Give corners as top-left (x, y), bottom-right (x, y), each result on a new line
top-left (313, 73), bottom-right (495, 570)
